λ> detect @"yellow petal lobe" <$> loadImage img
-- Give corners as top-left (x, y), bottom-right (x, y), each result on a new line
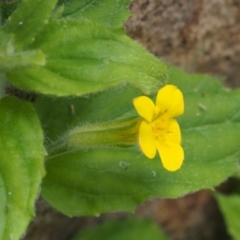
top-left (156, 85), bottom-right (184, 117)
top-left (139, 120), bottom-right (157, 159)
top-left (133, 96), bottom-right (155, 122)
top-left (166, 119), bottom-right (181, 145)
top-left (157, 143), bottom-right (184, 171)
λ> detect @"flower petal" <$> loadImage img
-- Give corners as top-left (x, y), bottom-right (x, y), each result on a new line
top-left (156, 85), bottom-right (184, 117)
top-left (133, 96), bottom-right (155, 122)
top-left (167, 119), bottom-right (181, 145)
top-left (139, 120), bottom-right (157, 159)
top-left (157, 142), bottom-right (184, 171)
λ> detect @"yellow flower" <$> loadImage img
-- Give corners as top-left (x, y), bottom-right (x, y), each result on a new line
top-left (133, 85), bottom-right (184, 171)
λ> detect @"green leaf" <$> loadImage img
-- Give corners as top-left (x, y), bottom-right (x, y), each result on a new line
top-left (6, 18), bottom-right (166, 96)
top-left (167, 65), bottom-right (223, 94)
top-left (0, 71), bottom-right (7, 99)
top-left (42, 142), bottom-right (238, 216)
top-left (0, 96), bottom-right (45, 240)
top-left (40, 66), bottom-right (240, 216)
top-left (0, 1), bottom-right (19, 26)
top-left (73, 218), bottom-right (170, 240)
top-left (216, 194), bottom-right (240, 240)
top-left (0, 31), bottom-right (46, 70)
top-left (3, 0), bottom-right (57, 49)
top-left (58, 0), bottom-right (131, 28)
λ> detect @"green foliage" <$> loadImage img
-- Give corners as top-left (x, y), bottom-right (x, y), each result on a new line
top-left (0, 0), bottom-right (168, 237)
top-left (73, 217), bottom-right (170, 240)
top-left (0, 72), bottom-right (7, 98)
top-left (37, 66), bottom-right (240, 216)
top-left (3, 0), bottom-right (58, 50)
top-left (216, 194), bottom-right (240, 240)
top-left (0, 31), bottom-right (45, 70)
top-left (0, 1), bottom-right (19, 26)
top-left (57, 0), bottom-right (131, 28)
top-left (0, 96), bottom-right (45, 240)
top-left (1, 0), bottom-right (166, 96)
top-left (6, 18), bottom-right (166, 96)
top-left (1, 0), bottom-right (240, 238)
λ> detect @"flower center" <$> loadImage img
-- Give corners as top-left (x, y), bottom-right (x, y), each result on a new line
top-left (151, 114), bottom-right (169, 142)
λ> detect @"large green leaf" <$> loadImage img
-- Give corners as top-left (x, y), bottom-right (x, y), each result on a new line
top-left (3, 0), bottom-right (57, 50)
top-left (39, 66), bottom-right (240, 216)
top-left (0, 96), bottom-right (45, 240)
top-left (216, 194), bottom-right (240, 240)
top-left (6, 18), bottom-right (166, 96)
top-left (58, 0), bottom-right (131, 28)
top-left (73, 218), bottom-right (170, 240)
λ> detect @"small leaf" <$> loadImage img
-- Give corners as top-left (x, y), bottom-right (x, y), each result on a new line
top-left (0, 96), bottom-right (45, 240)
top-left (73, 218), bottom-right (170, 240)
top-left (216, 194), bottom-right (240, 240)
top-left (7, 18), bottom-right (166, 96)
top-left (58, 0), bottom-right (131, 28)
top-left (3, 0), bottom-right (57, 49)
